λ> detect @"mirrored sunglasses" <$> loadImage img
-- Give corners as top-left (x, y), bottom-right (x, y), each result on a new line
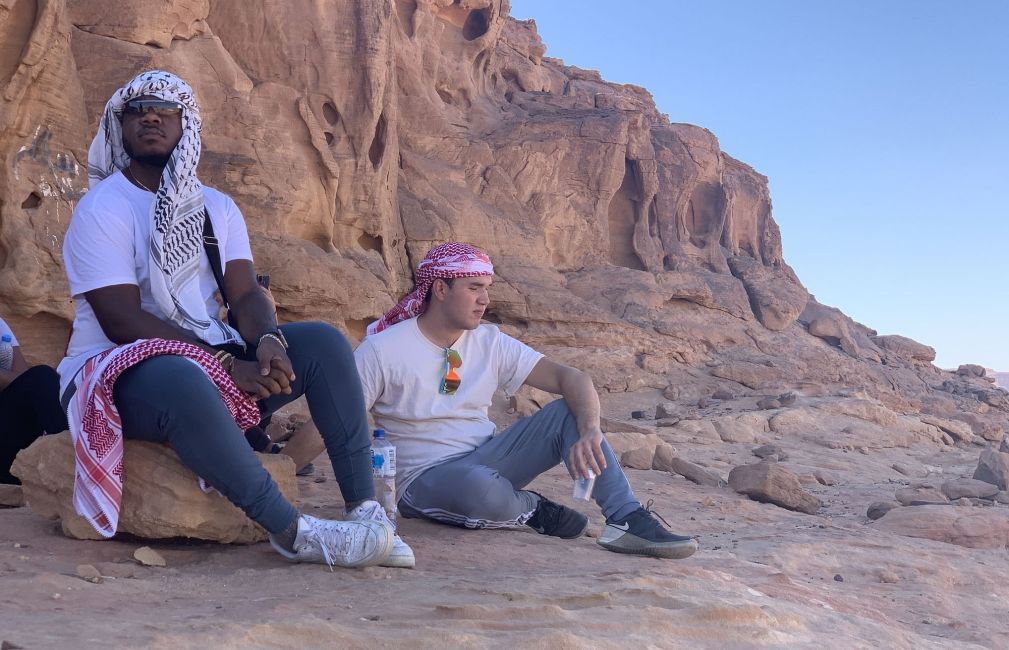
top-left (440, 347), bottom-right (462, 395)
top-left (122, 99), bottom-right (184, 118)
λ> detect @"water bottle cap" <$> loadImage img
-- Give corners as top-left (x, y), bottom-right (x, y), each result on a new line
top-left (1, 335), bottom-right (10, 343)
top-left (373, 429), bottom-right (386, 439)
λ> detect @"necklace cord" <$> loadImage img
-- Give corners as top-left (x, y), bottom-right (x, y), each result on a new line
top-left (125, 166), bottom-right (157, 193)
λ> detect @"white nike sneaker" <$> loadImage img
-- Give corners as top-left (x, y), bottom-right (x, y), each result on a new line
top-left (270, 513), bottom-right (394, 569)
top-left (346, 500), bottom-right (416, 569)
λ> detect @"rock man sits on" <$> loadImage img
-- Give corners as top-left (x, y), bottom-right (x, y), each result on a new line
top-left (58, 70), bottom-right (413, 569)
top-left (354, 242), bottom-right (698, 559)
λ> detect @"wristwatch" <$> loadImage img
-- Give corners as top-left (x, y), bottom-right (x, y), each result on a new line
top-left (257, 328), bottom-right (289, 350)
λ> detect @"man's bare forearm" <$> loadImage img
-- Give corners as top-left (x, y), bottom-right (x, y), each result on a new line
top-left (558, 367), bottom-right (602, 437)
top-left (101, 308), bottom-right (215, 353)
top-left (229, 288), bottom-right (278, 344)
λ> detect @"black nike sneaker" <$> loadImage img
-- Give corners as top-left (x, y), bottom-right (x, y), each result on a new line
top-left (526, 493), bottom-right (589, 539)
top-left (597, 500), bottom-right (697, 559)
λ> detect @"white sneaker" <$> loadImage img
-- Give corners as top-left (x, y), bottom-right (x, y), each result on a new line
top-left (346, 500), bottom-right (416, 569)
top-left (270, 513), bottom-right (394, 569)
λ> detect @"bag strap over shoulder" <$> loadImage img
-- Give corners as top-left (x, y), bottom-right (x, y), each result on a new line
top-left (203, 209), bottom-right (229, 309)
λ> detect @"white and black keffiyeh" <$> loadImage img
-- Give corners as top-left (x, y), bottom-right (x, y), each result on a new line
top-left (87, 70), bottom-right (243, 347)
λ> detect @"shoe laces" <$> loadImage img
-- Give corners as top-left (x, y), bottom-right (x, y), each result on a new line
top-left (303, 518), bottom-right (352, 572)
top-left (642, 499), bottom-right (672, 528)
top-left (528, 493), bottom-right (560, 531)
top-left (351, 501), bottom-right (397, 532)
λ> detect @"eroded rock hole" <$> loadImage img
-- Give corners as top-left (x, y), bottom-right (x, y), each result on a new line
top-left (21, 192), bottom-right (42, 209)
top-left (325, 132), bottom-right (335, 146)
top-left (368, 113), bottom-right (387, 169)
top-left (483, 309), bottom-right (502, 324)
top-left (437, 88), bottom-right (454, 105)
top-left (607, 159), bottom-right (646, 270)
top-left (648, 197), bottom-right (658, 237)
top-left (462, 8), bottom-right (490, 40)
top-left (357, 232), bottom-right (383, 254)
top-left (395, 0), bottom-right (417, 37)
top-left (322, 101), bottom-right (340, 126)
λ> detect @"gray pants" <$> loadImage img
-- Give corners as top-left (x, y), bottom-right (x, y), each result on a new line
top-left (400, 399), bottom-right (640, 528)
top-left (110, 322), bottom-right (374, 534)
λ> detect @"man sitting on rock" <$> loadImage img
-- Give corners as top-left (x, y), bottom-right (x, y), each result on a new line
top-left (58, 70), bottom-right (413, 569)
top-left (355, 242), bottom-right (697, 559)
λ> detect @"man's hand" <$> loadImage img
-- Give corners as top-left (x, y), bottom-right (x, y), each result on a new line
top-left (568, 427), bottom-right (607, 480)
top-left (255, 337), bottom-right (295, 393)
top-left (229, 339), bottom-right (294, 399)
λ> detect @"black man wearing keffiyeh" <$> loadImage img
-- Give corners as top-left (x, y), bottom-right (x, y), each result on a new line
top-left (58, 70), bottom-right (413, 569)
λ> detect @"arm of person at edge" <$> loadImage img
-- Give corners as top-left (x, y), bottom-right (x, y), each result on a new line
top-left (83, 259), bottom-right (293, 400)
top-left (0, 344), bottom-right (31, 391)
top-left (522, 358), bottom-right (606, 480)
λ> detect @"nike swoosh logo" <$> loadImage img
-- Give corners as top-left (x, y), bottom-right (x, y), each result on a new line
top-left (609, 522), bottom-right (630, 532)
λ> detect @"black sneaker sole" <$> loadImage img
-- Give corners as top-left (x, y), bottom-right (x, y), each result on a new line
top-left (597, 536), bottom-right (698, 559)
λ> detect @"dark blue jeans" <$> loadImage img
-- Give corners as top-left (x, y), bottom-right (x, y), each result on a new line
top-left (112, 322), bottom-right (373, 534)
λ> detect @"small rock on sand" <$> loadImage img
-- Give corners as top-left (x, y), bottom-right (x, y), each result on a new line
top-left (134, 547), bottom-right (167, 567)
top-left (867, 501), bottom-right (901, 520)
top-left (76, 564), bottom-right (103, 584)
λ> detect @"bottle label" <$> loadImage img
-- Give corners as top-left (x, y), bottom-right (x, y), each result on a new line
top-left (371, 448), bottom-right (396, 477)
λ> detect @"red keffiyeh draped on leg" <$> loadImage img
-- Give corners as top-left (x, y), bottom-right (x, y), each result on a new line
top-left (367, 242), bottom-right (493, 336)
top-left (67, 339), bottom-right (261, 537)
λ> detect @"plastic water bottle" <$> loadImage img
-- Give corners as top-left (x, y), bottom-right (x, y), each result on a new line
top-left (371, 429), bottom-right (397, 522)
top-left (0, 335), bottom-right (13, 371)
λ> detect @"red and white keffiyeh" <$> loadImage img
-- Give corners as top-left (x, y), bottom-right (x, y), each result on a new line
top-left (67, 339), bottom-right (260, 537)
top-left (366, 242), bottom-right (493, 336)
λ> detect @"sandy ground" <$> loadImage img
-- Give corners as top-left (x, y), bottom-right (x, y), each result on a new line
top-left (3, 396), bottom-right (1009, 649)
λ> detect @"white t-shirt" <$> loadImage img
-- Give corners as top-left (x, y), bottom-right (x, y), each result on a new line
top-left (58, 171), bottom-right (253, 394)
top-left (0, 316), bottom-right (19, 346)
top-left (355, 318), bottom-right (543, 496)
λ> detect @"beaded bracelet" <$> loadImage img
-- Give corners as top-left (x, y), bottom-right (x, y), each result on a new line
top-left (258, 332), bottom-right (288, 350)
top-left (213, 349), bottom-right (235, 373)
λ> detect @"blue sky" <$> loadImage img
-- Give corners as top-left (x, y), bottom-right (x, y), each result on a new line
top-left (509, 1), bottom-right (1009, 370)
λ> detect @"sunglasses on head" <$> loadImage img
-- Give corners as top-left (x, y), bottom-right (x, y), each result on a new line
top-left (440, 348), bottom-right (462, 395)
top-left (122, 99), bottom-right (183, 118)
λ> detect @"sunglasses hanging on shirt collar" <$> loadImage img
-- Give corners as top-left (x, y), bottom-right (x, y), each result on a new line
top-left (440, 347), bottom-right (462, 395)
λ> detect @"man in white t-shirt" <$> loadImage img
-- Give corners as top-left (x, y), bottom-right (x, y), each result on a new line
top-left (356, 243), bottom-right (698, 559)
top-left (59, 70), bottom-right (413, 569)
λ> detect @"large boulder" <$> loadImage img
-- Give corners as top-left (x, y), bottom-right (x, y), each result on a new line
top-left (940, 478), bottom-right (999, 501)
top-left (726, 255), bottom-right (808, 332)
top-left (973, 446), bottom-right (1009, 490)
top-left (665, 457), bottom-right (724, 487)
top-left (11, 432), bottom-right (298, 543)
top-left (728, 461), bottom-right (821, 514)
top-left (875, 504), bottom-right (1009, 549)
top-left (870, 335), bottom-right (936, 362)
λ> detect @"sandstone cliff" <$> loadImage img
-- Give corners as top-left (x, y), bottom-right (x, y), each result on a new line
top-left (1, 0), bottom-right (1005, 440)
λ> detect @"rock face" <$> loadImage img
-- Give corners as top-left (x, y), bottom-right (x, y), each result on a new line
top-left (11, 433), bottom-right (297, 543)
top-left (0, 0), bottom-right (1006, 454)
top-left (727, 461), bottom-right (821, 514)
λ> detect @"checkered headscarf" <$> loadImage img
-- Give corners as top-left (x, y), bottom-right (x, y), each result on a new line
top-left (367, 242), bottom-right (494, 336)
